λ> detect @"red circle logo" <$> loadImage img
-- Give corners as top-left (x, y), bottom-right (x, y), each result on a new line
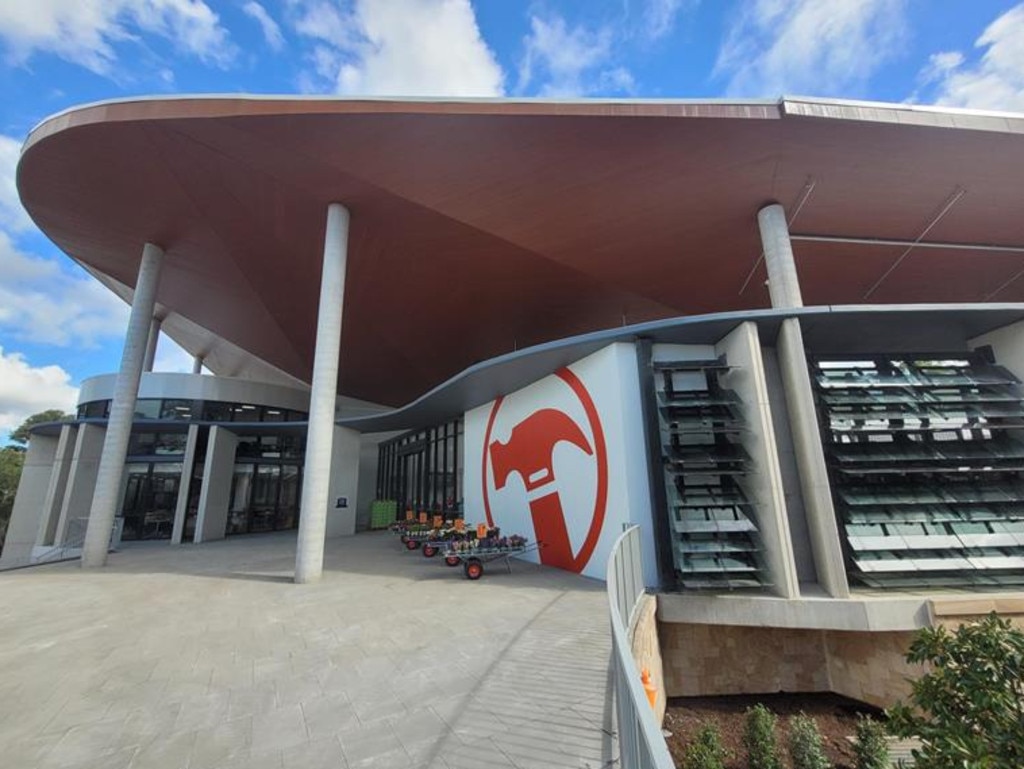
top-left (481, 367), bottom-right (608, 573)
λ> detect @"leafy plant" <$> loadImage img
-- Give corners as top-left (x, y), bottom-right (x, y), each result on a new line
top-left (887, 613), bottom-right (1024, 769)
top-left (743, 703), bottom-right (782, 769)
top-left (853, 715), bottom-right (889, 769)
top-left (682, 723), bottom-right (728, 769)
top-left (788, 713), bottom-right (830, 769)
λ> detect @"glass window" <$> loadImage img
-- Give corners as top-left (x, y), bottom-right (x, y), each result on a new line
top-left (201, 401), bottom-right (233, 422)
top-left (160, 399), bottom-right (194, 420)
top-left (154, 433), bottom-right (187, 455)
top-left (128, 433), bottom-right (157, 456)
top-left (236, 435), bottom-right (260, 458)
top-left (134, 399), bottom-right (162, 419)
top-left (280, 435), bottom-right (304, 459)
top-left (227, 464), bottom-right (255, 535)
top-left (286, 410), bottom-right (308, 422)
top-left (261, 407), bottom-right (285, 423)
top-left (232, 404), bottom-right (260, 422)
top-left (81, 400), bottom-right (109, 418)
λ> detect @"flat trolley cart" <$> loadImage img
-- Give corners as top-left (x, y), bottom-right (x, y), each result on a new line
top-left (439, 542), bottom-right (541, 580)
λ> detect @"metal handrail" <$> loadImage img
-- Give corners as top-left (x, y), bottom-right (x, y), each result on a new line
top-left (607, 525), bottom-right (675, 769)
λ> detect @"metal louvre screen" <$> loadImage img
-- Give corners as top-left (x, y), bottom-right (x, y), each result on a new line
top-left (812, 352), bottom-right (1024, 589)
top-left (653, 357), bottom-right (768, 590)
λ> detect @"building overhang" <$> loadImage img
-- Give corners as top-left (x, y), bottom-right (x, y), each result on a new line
top-left (17, 95), bottom-right (1024, 406)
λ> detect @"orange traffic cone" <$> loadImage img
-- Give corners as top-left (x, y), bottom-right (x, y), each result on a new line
top-left (640, 668), bottom-right (657, 710)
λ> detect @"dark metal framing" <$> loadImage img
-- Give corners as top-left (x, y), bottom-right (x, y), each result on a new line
top-left (376, 418), bottom-right (463, 513)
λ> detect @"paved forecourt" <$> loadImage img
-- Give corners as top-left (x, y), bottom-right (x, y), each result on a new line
top-left (0, 531), bottom-right (614, 769)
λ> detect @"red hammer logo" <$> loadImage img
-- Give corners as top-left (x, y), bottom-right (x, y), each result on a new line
top-left (488, 408), bottom-right (592, 571)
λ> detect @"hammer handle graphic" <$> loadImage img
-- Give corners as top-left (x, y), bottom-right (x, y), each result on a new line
top-left (529, 491), bottom-right (575, 571)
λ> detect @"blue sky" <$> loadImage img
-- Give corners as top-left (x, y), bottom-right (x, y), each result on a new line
top-left (1, 0), bottom-right (1023, 440)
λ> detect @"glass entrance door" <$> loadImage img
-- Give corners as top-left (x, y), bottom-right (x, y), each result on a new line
top-left (226, 462), bottom-right (302, 535)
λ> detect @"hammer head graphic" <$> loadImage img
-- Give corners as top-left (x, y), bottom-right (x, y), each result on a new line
top-left (489, 408), bottom-right (593, 493)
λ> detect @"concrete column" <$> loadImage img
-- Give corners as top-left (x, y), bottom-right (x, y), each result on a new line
top-left (777, 318), bottom-right (849, 598)
top-left (0, 435), bottom-right (59, 569)
top-left (758, 203), bottom-right (804, 309)
top-left (55, 423), bottom-right (106, 546)
top-left (81, 243), bottom-right (164, 568)
top-left (295, 203), bottom-right (350, 583)
top-left (194, 426), bottom-right (237, 543)
top-left (715, 322), bottom-right (800, 598)
top-left (191, 355), bottom-right (204, 375)
top-left (170, 424), bottom-right (200, 544)
top-left (143, 316), bottom-right (162, 373)
top-left (326, 426), bottom-right (361, 538)
top-left (36, 423), bottom-right (77, 546)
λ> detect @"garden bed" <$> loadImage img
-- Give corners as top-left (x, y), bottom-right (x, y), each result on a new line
top-left (663, 692), bottom-right (882, 769)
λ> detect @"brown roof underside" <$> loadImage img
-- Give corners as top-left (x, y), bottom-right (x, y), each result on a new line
top-left (18, 99), bottom-right (1024, 405)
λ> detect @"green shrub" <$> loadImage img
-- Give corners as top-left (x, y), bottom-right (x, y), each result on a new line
top-left (788, 713), bottom-right (830, 769)
top-left (682, 723), bottom-right (728, 769)
top-left (743, 703), bottom-right (782, 769)
top-left (887, 613), bottom-right (1024, 769)
top-left (853, 715), bottom-right (889, 769)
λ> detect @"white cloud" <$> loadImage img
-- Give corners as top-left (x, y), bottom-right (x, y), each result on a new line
top-left (0, 230), bottom-right (129, 348)
top-left (0, 0), bottom-right (235, 75)
top-left (643, 0), bottom-right (687, 41)
top-left (919, 4), bottom-right (1024, 112)
top-left (243, 1), bottom-right (284, 51)
top-left (517, 13), bottom-right (632, 97)
top-left (715, 0), bottom-right (907, 97)
top-left (289, 0), bottom-right (503, 97)
top-left (0, 346), bottom-right (78, 434)
top-left (0, 134), bottom-right (32, 234)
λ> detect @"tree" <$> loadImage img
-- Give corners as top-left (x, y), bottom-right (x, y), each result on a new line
top-left (0, 446), bottom-right (26, 549)
top-left (9, 409), bottom-right (72, 446)
top-left (888, 613), bottom-right (1024, 769)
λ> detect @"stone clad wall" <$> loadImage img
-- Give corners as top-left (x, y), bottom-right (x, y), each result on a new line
top-left (823, 630), bottom-right (917, 707)
top-left (659, 623), bottom-right (830, 699)
top-left (630, 594), bottom-right (666, 724)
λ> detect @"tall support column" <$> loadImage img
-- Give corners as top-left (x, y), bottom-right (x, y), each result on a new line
top-left (295, 203), bottom-right (350, 584)
top-left (191, 355), bottom-right (204, 375)
top-left (142, 316), bottom-right (162, 372)
top-left (81, 243), bottom-right (164, 568)
top-left (757, 203), bottom-right (804, 309)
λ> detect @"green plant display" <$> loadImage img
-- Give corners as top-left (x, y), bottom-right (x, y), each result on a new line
top-left (788, 713), bottom-right (830, 769)
top-left (887, 613), bottom-right (1024, 769)
top-left (743, 703), bottom-right (782, 769)
top-left (681, 723), bottom-right (728, 769)
top-left (853, 715), bottom-right (889, 769)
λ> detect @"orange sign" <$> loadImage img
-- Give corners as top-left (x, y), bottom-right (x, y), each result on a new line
top-left (405, 509), bottom-right (414, 521)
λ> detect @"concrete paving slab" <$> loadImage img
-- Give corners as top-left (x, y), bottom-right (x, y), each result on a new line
top-left (0, 530), bottom-right (615, 769)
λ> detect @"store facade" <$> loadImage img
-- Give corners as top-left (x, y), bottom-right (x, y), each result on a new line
top-left (4, 95), bottom-right (1024, 702)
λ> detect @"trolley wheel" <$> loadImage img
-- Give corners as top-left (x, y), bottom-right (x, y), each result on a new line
top-left (422, 544), bottom-right (437, 558)
top-left (464, 558), bottom-right (484, 580)
top-left (445, 555), bottom-right (461, 567)
top-left (406, 539), bottom-right (420, 550)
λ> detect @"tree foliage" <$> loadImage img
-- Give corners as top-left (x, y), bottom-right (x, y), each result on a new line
top-left (0, 446), bottom-right (26, 549)
top-left (887, 613), bottom-right (1024, 769)
top-left (9, 409), bottom-right (71, 445)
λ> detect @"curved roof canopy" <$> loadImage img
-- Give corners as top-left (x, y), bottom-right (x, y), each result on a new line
top-left (18, 95), bottom-right (1024, 405)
